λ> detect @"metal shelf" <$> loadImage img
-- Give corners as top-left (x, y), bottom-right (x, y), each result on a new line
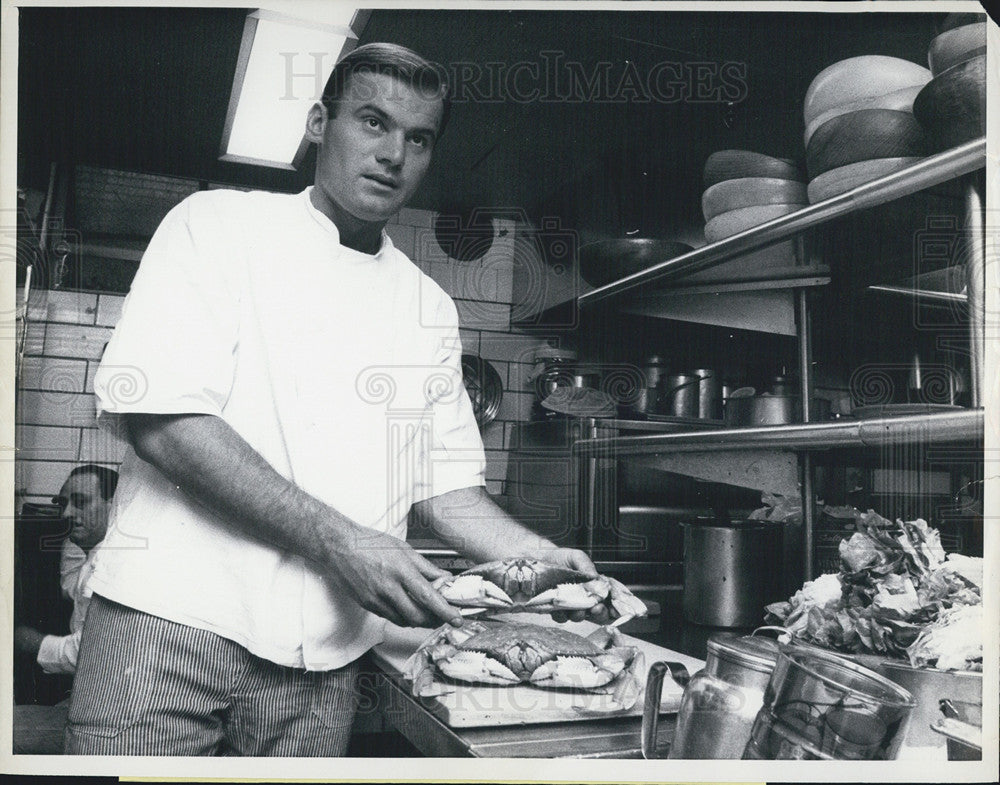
top-left (572, 409), bottom-right (983, 458)
top-left (578, 138), bottom-right (986, 307)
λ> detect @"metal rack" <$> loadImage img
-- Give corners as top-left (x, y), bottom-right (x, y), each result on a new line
top-left (574, 139), bottom-right (987, 581)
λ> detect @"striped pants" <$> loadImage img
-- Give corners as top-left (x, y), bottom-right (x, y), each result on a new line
top-left (65, 595), bottom-right (360, 756)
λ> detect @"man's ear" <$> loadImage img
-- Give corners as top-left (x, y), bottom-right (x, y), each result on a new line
top-left (304, 102), bottom-right (327, 144)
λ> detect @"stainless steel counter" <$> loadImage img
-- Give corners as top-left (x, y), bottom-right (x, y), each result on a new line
top-left (364, 590), bottom-right (738, 758)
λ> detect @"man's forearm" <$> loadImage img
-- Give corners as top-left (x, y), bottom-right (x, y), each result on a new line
top-left (124, 412), bottom-right (361, 568)
top-left (414, 486), bottom-right (559, 563)
top-left (122, 412), bottom-right (462, 628)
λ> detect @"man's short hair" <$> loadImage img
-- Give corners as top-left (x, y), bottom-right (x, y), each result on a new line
top-left (321, 42), bottom-right (451, 135)
top-left (68, 464), bottom-right (119, 501)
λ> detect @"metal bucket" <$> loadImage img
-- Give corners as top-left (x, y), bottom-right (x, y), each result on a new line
top-left (682, 518), bottom-right (783, 627)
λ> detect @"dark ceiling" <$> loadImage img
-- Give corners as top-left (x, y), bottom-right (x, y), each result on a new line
top-left (18, 6), bottom-right (960, 238)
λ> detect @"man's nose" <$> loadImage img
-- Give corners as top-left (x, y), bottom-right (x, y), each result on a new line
top-left (376, 132), bottom-right (406, 167)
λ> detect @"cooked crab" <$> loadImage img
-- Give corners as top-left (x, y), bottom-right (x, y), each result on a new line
top-left (406, 619), bottom-right (644, 708)
top-left (432, 557), bottom-right (647, 625)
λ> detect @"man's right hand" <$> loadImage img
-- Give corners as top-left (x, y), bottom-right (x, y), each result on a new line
top-left (14, 625), bottom-right (46, 658)
top-left (321, 525), bottom-right (464, 629)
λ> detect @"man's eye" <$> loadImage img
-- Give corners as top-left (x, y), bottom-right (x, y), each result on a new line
top-left (409, 135), bottom-right (429, 148)
top-left (364, 117), bottom-right (382, 130)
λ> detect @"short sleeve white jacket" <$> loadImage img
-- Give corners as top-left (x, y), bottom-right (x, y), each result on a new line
top-left (90, 188), bottom-right (486, 670)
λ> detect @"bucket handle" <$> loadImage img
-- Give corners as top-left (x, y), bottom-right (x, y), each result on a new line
top-left (641, 661), bottom-right (691, 759)
top-left (752, 625), bottom-right (792, 644)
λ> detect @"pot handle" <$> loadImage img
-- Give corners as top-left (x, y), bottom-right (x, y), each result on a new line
top-left (751, 625), bottom-right (792, 643)
top-left (661, 376), bottom-right (704, 398)
top-left (641, 661), bottom-right (691, 759)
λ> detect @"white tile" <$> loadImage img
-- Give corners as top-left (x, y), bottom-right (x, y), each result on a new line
top-left (16, 425), bottom-right (81, 461)
top-left (496, 391), bottom-right (534, 423)
top-left (507, 362), bottom-right (533, 394)
top-left (480, 421), bottom-right (504, 449)
top-left (429, 260), bottom-right (501, 302)
top-left (484, 450), bottom-right (509, 482)
top-left (478, 333), bottom-right (547, 364)
top-left (384, 224), bottom-right (416, 261)
top-left (492, 258), bottom-right (515, 304)
top-left (413, 227), bottom-right (452, 265)
top-left (21, 321), bottom-right (46, 356)
top-left (397, 207), bottom-right (435, 228)
top-left (458, 329), bottom-right (480, 355)
top-left (17, 390), bottom-right (97, 428)
top-left (455, 299), bottom-right (510, 331)
top-left (44, 323), bottom-right (115, 360)
top-left (15, 459), bottom-right (80, 498)
top-left (504, 422), bottom-right (517, 449)
top-left (79, 427), bottom-right (128, 463)
top-left (18, 356), bottom-right (88, 392)
top-left (95, 294), bottom-right (126, 327)
top-left (25, 290), bottom-right (98, 325)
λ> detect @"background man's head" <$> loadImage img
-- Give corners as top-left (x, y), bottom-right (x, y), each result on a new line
top-left (53, 464), bottom-right (118, 551)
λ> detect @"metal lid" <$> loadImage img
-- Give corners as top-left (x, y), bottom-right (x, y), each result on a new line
top-left (707, 634), bottom-right (781, 671)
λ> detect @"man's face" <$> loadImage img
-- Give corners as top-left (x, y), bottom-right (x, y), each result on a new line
top-left (307, 70), bottom-right (444, 226)
top-left (54, 473), bottom-right (111, 551)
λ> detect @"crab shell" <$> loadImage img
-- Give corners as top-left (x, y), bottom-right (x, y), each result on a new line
top-left (406, 620), bottom-right (644, 709)
top-left (432, 557), bottom-right (648, 624)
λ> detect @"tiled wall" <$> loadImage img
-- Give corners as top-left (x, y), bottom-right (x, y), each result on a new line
top-left (15, 205), bottom-right (551, 507)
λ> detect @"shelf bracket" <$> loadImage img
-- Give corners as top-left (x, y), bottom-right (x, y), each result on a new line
top-left (625, 450), bottom-right (800, 497)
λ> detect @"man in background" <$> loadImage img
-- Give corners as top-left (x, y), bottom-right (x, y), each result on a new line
top-left (13, 464), bottom-right (118, 753)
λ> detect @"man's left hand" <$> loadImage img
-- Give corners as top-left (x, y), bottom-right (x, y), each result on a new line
top-left (526, 547), bottom-right (613, 626)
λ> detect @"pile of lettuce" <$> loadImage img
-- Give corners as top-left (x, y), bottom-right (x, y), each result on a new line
top-left (764, 510), bottom-right (982, 671)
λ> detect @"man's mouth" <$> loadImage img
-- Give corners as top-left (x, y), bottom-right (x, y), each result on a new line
top-left (364, 174), bottom-right (400, 189)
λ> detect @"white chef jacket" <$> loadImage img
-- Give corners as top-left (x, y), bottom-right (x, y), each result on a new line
top-left (36, 540), bottom-right (99, 675)
top-left (90, 188), bottom-right (486, 670)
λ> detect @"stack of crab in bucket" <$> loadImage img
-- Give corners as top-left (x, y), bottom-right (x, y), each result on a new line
top-left (405, 558), bottom-right (649, 709)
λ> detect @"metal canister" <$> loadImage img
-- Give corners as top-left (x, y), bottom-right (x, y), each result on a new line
top-left (667, 635), bottom-right (781, 758)
top-left (682, 518), bottom-right (784, 627)
top-left (691, 368), bottom-right (722, 419)
top-left (633, 355), bottom-right (668, 416)
top-left (743, 645), bottom-right (915, 760)
top-left (661, 373), bottom-right (700, 417)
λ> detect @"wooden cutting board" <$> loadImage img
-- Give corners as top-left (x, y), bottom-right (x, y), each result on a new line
top-left (372, 614), bottom-right (706, 729)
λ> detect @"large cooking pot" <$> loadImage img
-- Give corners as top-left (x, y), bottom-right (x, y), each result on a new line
top-left (682, 518), bottom-right (783, 627)
top-left (724, 394), bottom-right (831, 426)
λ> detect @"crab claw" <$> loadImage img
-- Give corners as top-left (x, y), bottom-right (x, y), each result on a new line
top-left (525, 578), bottom-right (609, 611)
top-left (435, 650), bottom-right (521, 686)
top-left (606, 577), bottom-right (648, 626)
top-left (529, 652), bottom-right (626, 690)
top-left (609, 648), bottom-right (644, 709)
top-left (434, 574), bottom-right (514, 608)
